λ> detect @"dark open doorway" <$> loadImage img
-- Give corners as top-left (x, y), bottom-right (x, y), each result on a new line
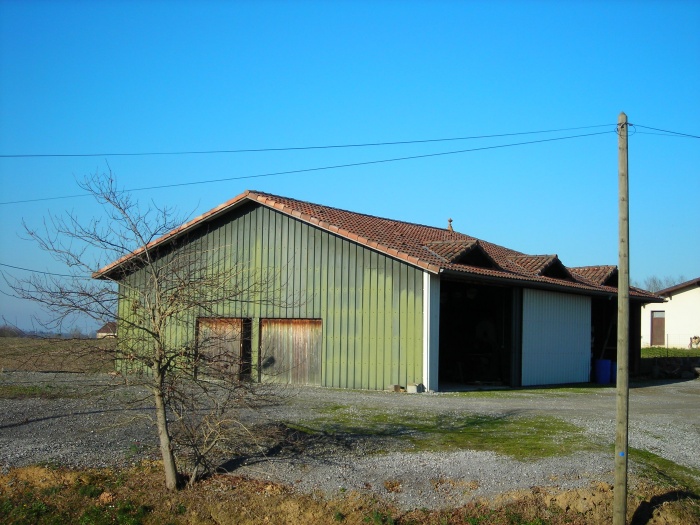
top-left (240, 318), bottom-right (253, 380)
top-left (438, 281), bottom-right (515, 388)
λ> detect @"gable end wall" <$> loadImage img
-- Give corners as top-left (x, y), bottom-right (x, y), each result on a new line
top-left (117, 203), bottom-right (425, 390)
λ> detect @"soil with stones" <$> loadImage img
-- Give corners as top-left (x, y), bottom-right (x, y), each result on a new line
top-left (1, 371), bottom-right (699, 514)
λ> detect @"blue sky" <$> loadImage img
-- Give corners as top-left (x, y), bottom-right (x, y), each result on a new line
top-left (1, 0), bottom-right (698, 330)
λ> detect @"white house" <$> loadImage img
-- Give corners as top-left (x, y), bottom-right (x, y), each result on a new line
top-left (641, 277), bottom-right (700, 348)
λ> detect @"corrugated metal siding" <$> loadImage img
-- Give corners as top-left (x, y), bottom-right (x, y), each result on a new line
top-left (118, 203), bottom-right (424, 390)
top-left (521, 289), bottom-right (591, 386)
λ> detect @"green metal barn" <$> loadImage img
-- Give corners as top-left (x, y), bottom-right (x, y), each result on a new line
top-left (93, 190), bottom-right (660, 391)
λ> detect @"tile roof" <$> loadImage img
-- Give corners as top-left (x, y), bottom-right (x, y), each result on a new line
top-left (421, 240), bottom-right (478, 262)
top-left (508, 255), bottom-right (565, 276)
top-left (97, 322), bottom-right (117, 334)
top-left (93, 190), bottom-right (661, 301)
top-left (656, 277), bottom-right (700, 297)
top-left (570, 265), bottom-right (618, 285)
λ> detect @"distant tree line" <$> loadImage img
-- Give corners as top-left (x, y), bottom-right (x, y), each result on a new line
top-left (0, 325), bottom-right (92, 338)
top-left (636, 275), bottom-right (686, 293)
top-left (0, 325), bottom-right (25, 337)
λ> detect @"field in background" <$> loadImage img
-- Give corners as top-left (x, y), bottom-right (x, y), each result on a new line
top-left (3, 337), bottom-right (699, 376)
top-left (0, 337), bottom-right (115, 373)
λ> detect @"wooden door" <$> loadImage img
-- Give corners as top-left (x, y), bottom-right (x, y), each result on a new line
top-left (260, 319), bottom-right (322, 385)
top-left (650, 311), bottom-right (665, 347)
top-left (197, 318), bottom-right (252, 380)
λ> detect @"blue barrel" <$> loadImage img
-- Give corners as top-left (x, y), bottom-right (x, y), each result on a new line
top-left (610, 361), bottom-right (617, 384)
top-left (595, 359), bottom-right (611, 384)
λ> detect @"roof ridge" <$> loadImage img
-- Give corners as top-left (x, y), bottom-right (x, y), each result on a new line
top-left (249, 190), bottom-right (465, 236)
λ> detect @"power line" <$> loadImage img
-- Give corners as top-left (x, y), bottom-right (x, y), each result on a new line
top-left (0, 129), bottom-right (615, 206)
top-left (0, 262), bottom-right (92, 279)
top-left (0, 124), bottom-right (614, 158)
top-left (634, 131), bottom-right (691, 137)
top-left (631, 124), bottom-right (700, 139)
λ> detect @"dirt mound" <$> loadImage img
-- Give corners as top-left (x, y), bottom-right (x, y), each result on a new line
top-left (3, 466), bottom-right (697, 525)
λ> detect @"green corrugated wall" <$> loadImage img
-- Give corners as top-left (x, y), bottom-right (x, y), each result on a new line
top-left (117, 201), bottom-right (425, 390)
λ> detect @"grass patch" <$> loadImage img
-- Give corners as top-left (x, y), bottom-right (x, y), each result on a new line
top-left (0, 384), bottom-right (76, 399)
top-left (411, 414), bottom-right (595, 459)
top-left (642, 346), bottom-right (700, 358)
top-left (630, 449), bottom-right (700, 523)
top-left (446, 385), bottom-right (606, 398)
top-left (297, 409), bottom-right (597, 460)
top-left (78, 500), bottom-right (151, 525)
top-left (632, 448), bottom-right (700, 494)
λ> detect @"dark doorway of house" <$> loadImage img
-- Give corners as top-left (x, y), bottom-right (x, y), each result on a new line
top-left (438, 282), bottom-right (513, 388)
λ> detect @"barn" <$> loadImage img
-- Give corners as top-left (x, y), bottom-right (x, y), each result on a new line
top-left (93, 190), bottom-right (660, 391)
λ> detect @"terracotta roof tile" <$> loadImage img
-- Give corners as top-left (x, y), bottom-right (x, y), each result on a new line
top-left (570, 265), bottom-right (618, 285)
top-left (508, 255), bottom-right (557, 274)
top-left (92, 189), bottom-right (661, 300)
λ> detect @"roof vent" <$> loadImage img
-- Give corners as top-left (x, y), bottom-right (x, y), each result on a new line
top-left (447, 218), bottom-right (453, 232)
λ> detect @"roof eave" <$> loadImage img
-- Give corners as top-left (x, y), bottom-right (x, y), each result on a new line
top-left (439, 268), bottom-right (665, 301)
top-left (657, 278), bottom-right (700, 297)
top-left (93, 190), bottom-right (255, 280)
top-left (93, 190), bottom-right (444, 280)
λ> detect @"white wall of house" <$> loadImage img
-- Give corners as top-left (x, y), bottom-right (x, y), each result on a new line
top-left (641, 284), bottom-right (700, 347)
top-left (422, 272), bottom-right (440, 392)
top-left (521, 289), bottom-right (591, 386)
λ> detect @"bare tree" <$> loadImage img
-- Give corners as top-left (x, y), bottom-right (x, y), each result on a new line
top-left (641, 275), bottom-right (686, 293)
top-left (4, 172), bottom-right (287, 489)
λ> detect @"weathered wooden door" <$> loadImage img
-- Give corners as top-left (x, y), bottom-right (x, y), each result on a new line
top-left (197, 318), bottom-right (252, 380)
top-left (260, 319), bottom-right (322, 385)
top-left (650, 311), bottom-right (665, 347)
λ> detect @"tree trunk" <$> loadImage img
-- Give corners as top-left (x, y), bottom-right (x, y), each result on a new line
top-left (154, 385), bottom-right (178, 490)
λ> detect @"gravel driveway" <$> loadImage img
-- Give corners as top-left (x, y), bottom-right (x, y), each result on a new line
top-left (1, 371), bottom-right (698, 510)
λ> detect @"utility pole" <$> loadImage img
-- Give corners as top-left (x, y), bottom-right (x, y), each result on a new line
top-left (614, 111), bottom-right (630, 525)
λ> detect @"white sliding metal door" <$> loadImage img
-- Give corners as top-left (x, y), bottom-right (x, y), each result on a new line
top-left (521, 289), bottom-right (591, 386)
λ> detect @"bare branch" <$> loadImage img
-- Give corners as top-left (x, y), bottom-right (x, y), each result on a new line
top-left (5, 169), bottom-right (291, 490)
